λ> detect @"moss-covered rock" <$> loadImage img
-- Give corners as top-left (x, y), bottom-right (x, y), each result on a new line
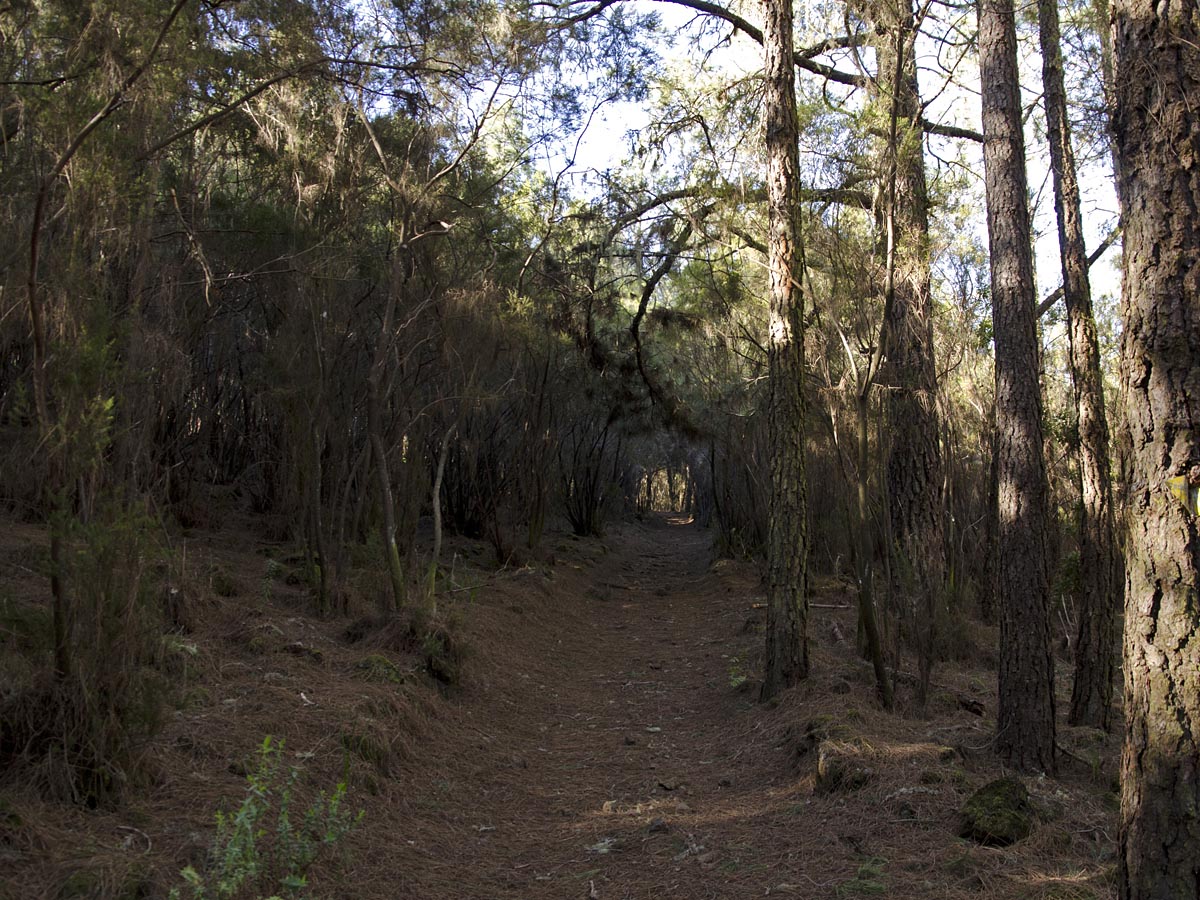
top-left (816, 741), bottom-right (875, 793)
top-left (421, 621), bottom-right (468, 686)
top-left (959, 777), bottom-right (1034, 846)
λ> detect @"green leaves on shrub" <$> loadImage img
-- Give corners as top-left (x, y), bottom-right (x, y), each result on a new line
top-left (171, 736), bottom-right (362, 899)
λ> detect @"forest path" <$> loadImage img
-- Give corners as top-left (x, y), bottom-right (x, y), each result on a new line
top-left (377, 515), bottom-right (814, 899)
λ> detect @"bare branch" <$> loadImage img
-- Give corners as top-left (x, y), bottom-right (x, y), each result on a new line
top-left (919, 117), bottom-right (983, 142)
top-left (652, 0), bottom-right (867, 87)
top-left (1036, 226), bottom-right (1121, 317)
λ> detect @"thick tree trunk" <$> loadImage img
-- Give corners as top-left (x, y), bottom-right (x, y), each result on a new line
top-left (978, 0), bottom-right (1056, 772)
top-left (1036, 0), bottom-right (1119, 731)
top-left (874, 0), bottom-right (945, 709)
top-left (1111, 0), bottom-right (1200, 892)
top-left (759, 0), bottom-right (809, 700)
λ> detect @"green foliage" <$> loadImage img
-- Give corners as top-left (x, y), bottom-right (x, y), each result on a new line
top-left (726, 655), bottom-right (748, 689)
top-left (353, 654), bottom-right (405, 684)
top-left (171, 736), bottom-right (362, 900)
top-left (0, 502), bottom-right (170, 804)
top-left (1053, 550), bottom-right (1084, 601)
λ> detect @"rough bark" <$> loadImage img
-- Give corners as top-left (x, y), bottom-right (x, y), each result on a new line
top-left (978, 0), bottom-right (1056, 772)
top-left (856, 394), bottom-right (894, 708)
top-left (759, 0), bottom-right (809, 700)
top-left (873, 0), bottom-right (945, 709)
top-left (1111, 0), bottom-right (1200, 891)
top-left (1036, 0), bottom-right (1119, 731)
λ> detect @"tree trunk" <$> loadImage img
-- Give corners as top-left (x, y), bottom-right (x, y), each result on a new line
top-left (309, 424), bottom-right (332, 615)
top-left (873, 0), bottom-right (945, 711)
top-left (978, 0), bottom-right (1056, 772)
top-left (1111, 0), bottom-right (1200, 891)
top-left (426, 422), bottom-right (456, 618)
top-left (1036, 0), bottom-right (1119, 731)
top-left (760, 0), bottom-right (809, 700)
top-left (856, 393), bottom-right (894, 708)
top-left (368, 277), bottom-right (406, 614)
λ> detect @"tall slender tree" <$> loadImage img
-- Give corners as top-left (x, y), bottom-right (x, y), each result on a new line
top-left (872, 0), bottom-right (945, 708)
top-left (1111, 0), bottom-right (1200, 891)
top-left (759, 0), bottom-right (810, 699)
top-left (977, 0), bottom-right (1056, 772)
top-left (1036, 0), bottom-right (1119, 731)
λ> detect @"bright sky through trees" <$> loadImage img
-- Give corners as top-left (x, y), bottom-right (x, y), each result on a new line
top-left (526, 0), bottom-right (1120, 321)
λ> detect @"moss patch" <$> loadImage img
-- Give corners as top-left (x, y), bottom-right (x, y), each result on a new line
top-left (354, 654), bottom-right (405, 684)
top-left (959, 778), bottom-right (1034, 846)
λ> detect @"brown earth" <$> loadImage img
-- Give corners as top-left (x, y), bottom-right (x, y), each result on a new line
top-left (1, 513), bottom-right (1120, 899)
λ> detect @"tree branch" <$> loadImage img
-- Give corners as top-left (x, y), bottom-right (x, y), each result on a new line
top-left (920, 116), bottom-right (983, 142)
top-left (798, 33), bottom-right (866, 59)
top-left (653, 0), bottom-right (866, 87)
top-left (137, 60), bottom-right (328, 161)
top-left (654, 0), bottom-right (984, 142)
top-left (1036, 225), bottom-right (1121, 318)
top-left (29, 0), bottom-right (193, 427)
top-left (631, 223), bottom-right (693, 406)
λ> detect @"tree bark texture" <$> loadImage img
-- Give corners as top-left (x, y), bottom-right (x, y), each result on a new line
top-left (873, 0), bottom-right (945, 705)
top-left (759, 0), bottom-right (810, 700)
top-left (856, 394), bottom-right (894, 708)
top-left (978, 0), bottom-right (1056, 772)
top-left (1111, 0), bottom-right (1200, 891)
top-left (1036, 0), bottom-right (1120, 731)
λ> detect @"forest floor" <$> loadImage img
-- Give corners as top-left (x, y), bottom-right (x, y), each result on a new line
top-left (1, 513), bottom-right (1121, 899)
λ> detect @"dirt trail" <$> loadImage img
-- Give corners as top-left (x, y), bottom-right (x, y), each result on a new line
top-left (378, 516), bottom-right (809, 899)
top-left (0, 511), bottom-right (1120, 899)
top-left (357, 516), bottom-right (1119, 900)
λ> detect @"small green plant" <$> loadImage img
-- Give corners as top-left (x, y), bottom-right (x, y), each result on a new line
top-left (836, 857), bottom-right (888, 896)
top-left (210, 566), bottom-right (239, 598)
top-left (727, 656), bottom-right (748, 689)
top-left (171, 736), bottom-right (362, 899)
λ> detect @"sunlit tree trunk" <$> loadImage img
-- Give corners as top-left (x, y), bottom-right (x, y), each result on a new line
top-left (978, 0), bottom-right (1056, 772)
top-left (1111, 0), bottom-right (1200, 891)
top-left (760, 0), bottom-right (809, 700)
